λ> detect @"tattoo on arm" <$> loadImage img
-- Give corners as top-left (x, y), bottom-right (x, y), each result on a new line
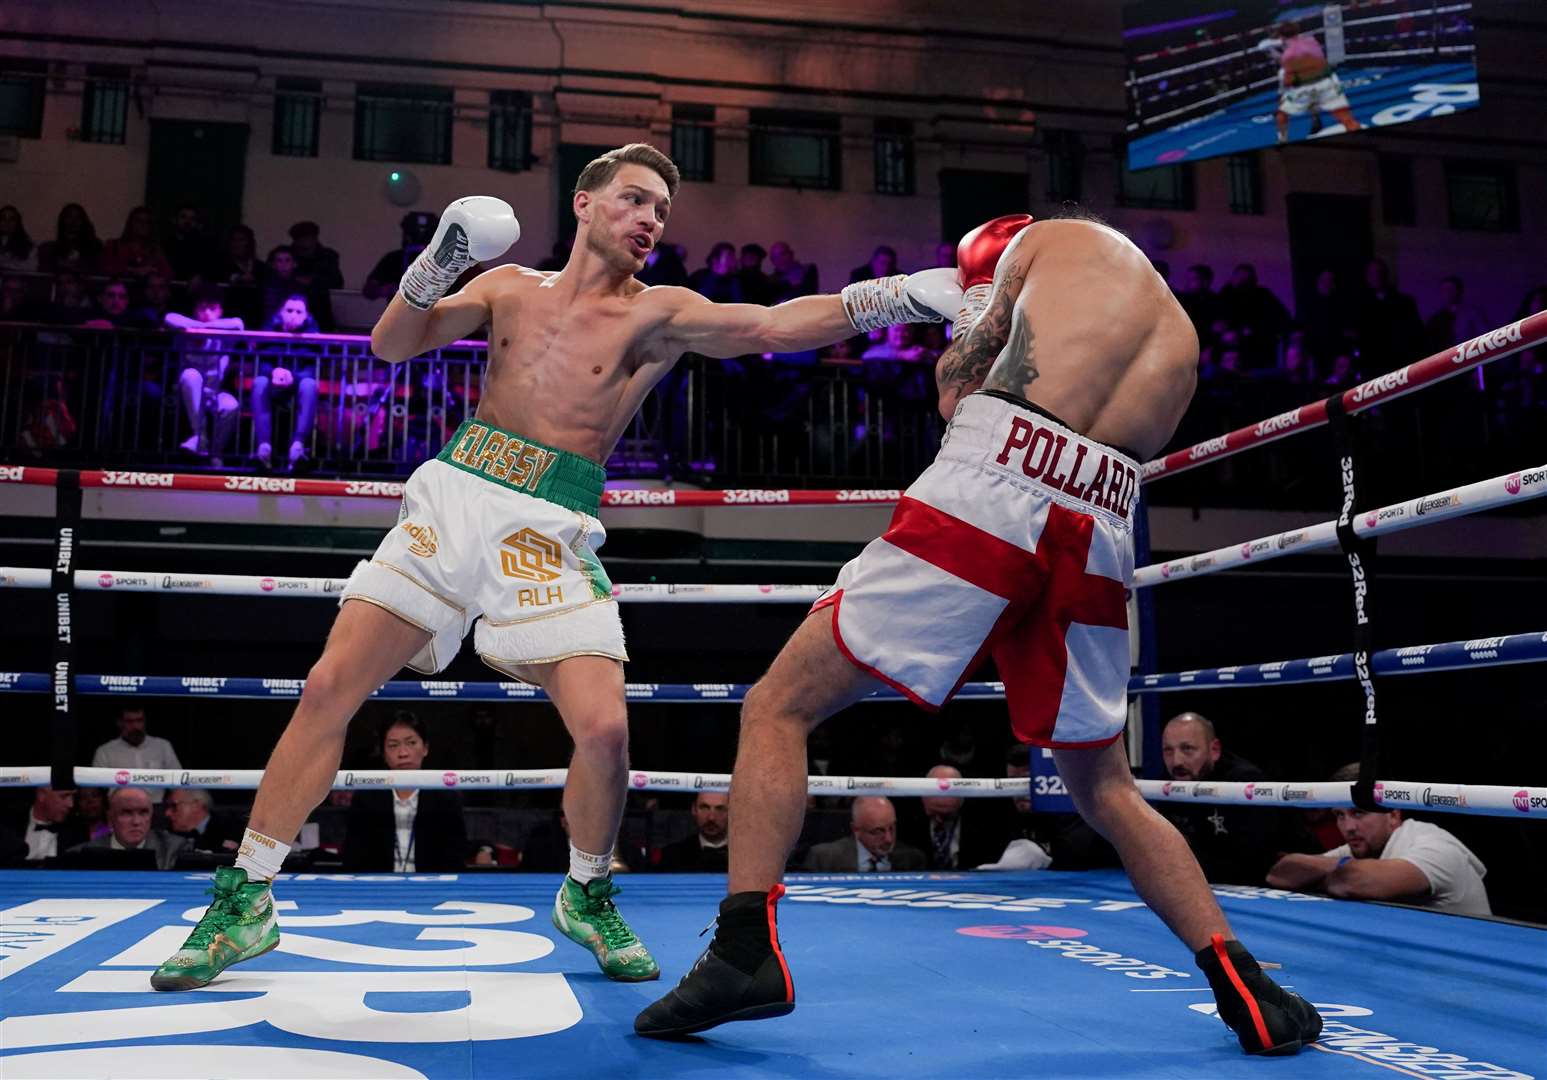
top-left (936, 257), bottom-right (1032, 399)
top-left (982, 304), bottom-right (1037, 395)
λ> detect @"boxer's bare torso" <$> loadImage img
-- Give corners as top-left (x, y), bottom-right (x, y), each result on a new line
top-left (374, 163), bottom-right (857, 466)
top-left (936, 218), bottom-right (1198, 460)
top-left (465, 266), bottom-right (677, 463)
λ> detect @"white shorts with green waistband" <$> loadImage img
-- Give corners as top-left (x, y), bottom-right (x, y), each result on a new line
top-left (339, 457), bottom-right (625, 679)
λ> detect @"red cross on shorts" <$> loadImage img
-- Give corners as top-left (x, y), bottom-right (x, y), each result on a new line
top-left (884, 496), bottom-right (1128, 738)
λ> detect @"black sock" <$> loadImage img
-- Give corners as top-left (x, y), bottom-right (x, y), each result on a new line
top-left (709, 891), bottom-right (777, 975)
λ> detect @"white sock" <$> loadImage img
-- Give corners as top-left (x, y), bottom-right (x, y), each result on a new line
top-left (236, 827), bottom-right (290, 882)
top-left (568, 843), bottom-right (612, 884)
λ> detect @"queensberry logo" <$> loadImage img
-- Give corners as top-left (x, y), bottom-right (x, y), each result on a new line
top-left (1414, 492), bottom-right (1461, 516)
top-left (501, 772), bottom-right (545, 785)
top-left (1422, 787), bottom-right (1464, 808)
top-left (344, 773), bottom-right (387, 786)
top-left (1280, 786), bottom-right (1312, 801)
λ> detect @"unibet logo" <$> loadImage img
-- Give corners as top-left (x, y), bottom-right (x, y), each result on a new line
top-left (500, 528), bottom-right (562, 583)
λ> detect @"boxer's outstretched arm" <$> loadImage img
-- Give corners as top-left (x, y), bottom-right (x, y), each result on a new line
top-left (657, 288), bottom-right (854, 359)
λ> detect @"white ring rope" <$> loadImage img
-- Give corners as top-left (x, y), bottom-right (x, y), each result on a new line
top-left (1, 767), bottom-right (1539, 819)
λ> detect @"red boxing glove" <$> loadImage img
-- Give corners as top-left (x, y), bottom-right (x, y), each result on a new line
top-left (953, 213), bottom-right (1034, 338)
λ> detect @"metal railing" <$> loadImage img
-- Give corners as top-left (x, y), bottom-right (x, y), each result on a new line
top-left (0, 323), bottom-right (943, 485)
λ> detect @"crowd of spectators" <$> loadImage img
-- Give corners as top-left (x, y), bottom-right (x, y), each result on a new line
top-left (3, 197), bottom-right (1543, 483)
top-left (0, 699), bottom-right (1508, 924)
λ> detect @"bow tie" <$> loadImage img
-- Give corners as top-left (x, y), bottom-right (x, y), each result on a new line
top-left (30, 821), bottom-right (60, 833)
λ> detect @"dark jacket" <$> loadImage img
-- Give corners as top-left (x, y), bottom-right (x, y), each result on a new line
top-left (801, 836), bottom-right (927, 872)
top-left (342, 789), bottom-right (468, 872)
top-left (67, 829), bottom-right (187, 870)
top-left (178, 810), bottom-right (245, 854)
top-left (900, 803), bottom-right (1008, 872)
top-left (1161, 751), bottom-right (1312, 886)
top-left (656, 833), bottom-right (729, 873)
top-left (0, 814), bottom-right (88, 866)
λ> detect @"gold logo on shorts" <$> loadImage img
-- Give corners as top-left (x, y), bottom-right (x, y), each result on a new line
top-left (500, 528), bottom-right (562, 583)
top-left (401, 521), bottom-right (438, 557)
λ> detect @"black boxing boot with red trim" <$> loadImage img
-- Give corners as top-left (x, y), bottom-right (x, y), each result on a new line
top-left (1195, 934), bottom-right (1323, 1055)
top-left (634, 886), bottom-right (795, 1039)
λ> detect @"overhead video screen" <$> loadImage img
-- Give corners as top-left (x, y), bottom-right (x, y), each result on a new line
top-left (1123, 1), bottom-right (1479, 170)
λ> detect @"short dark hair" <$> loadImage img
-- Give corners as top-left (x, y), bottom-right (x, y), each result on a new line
top-left (707, 241), bottom-right (735, 264)
top-left (1048, 202), bottom-right (1110, 226)
top-left (380, 710), bottom-right (428, 750)
top-left (574, 142), bottom-right (680, 201)
top-left (193, 284), bottom-right (224, 307)
top-left (289, 220), bottom-right (320, 239)
top-left (1188, 264), bottom-right (1214, 283)
top-left (741, 243), bottom-right (766, 260)
top-left (267, 245), bottom-right (294, 262)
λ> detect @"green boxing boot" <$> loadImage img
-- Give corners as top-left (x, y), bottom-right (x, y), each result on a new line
top-left (552, 875), bottom-right (660, 982)
top-left (151, 865), bottom-right (280, 991)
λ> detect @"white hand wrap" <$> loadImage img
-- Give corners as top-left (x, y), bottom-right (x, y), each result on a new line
top-left (953, 283), bottom-right (993, 341)
top-left (841, 275), bottom-right (942, 334)
top-left (398, 229), bottom-right (471, 312)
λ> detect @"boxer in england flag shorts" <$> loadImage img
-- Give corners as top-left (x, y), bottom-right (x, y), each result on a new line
top-left (641, 210), bottom-right (1324, 1058)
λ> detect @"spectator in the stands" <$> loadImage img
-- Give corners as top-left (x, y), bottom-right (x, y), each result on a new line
top-left (738, 243), bottom-right (771, 304)
top-left (40, 270), bottom-right (94, 325)
top-left (36, 203), bottom-right (102, 275)
top-left (1159, 711), bottom-right (1308, 886)
top-left (1324, 351), bottom-right (1357, 388)
top-left (69, 787), bottom-right (188, 869)
top-left (343, 712), bottom-right (468, 871)
top-left (136, 272), bottom-right (175, 326)
top-left (767, 241), bottom-right (819, 304)
top-left (288, 220), bottom-right (342, 330)
top-left (164, 203), bottom-right (216, 282)
top-left (1218, 263), bottom-right (1290, 367)
top-left (0, 204), bottom-right (36, 271)
top-left (656, 792), bottom-right (730, 872)
top-left (1281, 336), bottom-right (1319, 386)
top-left (364, 211), bottom-right (439, 300)
top-left (164, 787), bottom-right (244, 853)
top-left (254, 293), bottom-right (320, 472)
top-left (102, 206), bottom-right (173, 281)
top-left (167, 286), bottom-right (244, 467)
top-left (83, 278), bottom-right (153, 330)
top-left (637, 241), bottom-right (688, 287)
top-left (802, 796), bottom-right (926, 872)
top-left (1357, 257), bottom-right (1424, 365)
top-left (72, 786), bottom-right (111, 842)
top-left (1425, 275), bottom-right (1489, 352)
top-left (1298, 268), bottom-right (1358, 362)
top-left (92, 705), bottom-right (182, 798)
top-left (217, 224), bottom-right (265, 325)
top-left (688, 241), bottom-right (744, 303)
top-left (1178, 264), bottom-right (1222, 344)
top-left (849, 244), bottom-right (898, 284)
top-left (1267, 764), bottom-right (1491, 915)
top-left (1, 274), bottom-right (38, 320)
top-left (2, 786), bottom-right (83, 864)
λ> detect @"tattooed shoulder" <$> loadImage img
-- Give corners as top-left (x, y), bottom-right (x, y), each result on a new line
top-left (981, 301), bottom-right (1037, 396)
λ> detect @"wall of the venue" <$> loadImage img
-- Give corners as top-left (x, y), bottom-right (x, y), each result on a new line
top-left (2, 1), bottom-right (1544, 324)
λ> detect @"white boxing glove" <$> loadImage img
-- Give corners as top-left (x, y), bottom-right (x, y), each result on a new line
top-left (399, 196), bottom-right (520, 311)
top-left (841, 268), bottom-right (964, 333)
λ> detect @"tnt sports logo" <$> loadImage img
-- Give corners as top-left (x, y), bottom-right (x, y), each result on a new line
top-left (1374, 781), bottom-right (1384, 802)
top-left (1161, 781), bottom-right (1174, 797)
top-left (500, 528), bottom-right (562, 583)
top-left (937, 778), bottom-right (953, 792)
top-left (957, 924), bottom-right (1089, 941)
top-left (401, 521), bottom-right (438, 558)
top-left (1513, 790), bottom-right (1547, 813)
top-left (1507, 473), bottom-right (1522, 495)
top-left (261, 578), bottom-right (276, 592)
top-left (115, 770), bottom-right (130, 785)
top-left (443, 771), bottom-right (458, 787)
top-left (631, 772), bottom-right (649, 788)
top-left (1244, 783), bottom-right (1256, 800)
top-left (1507, 469), bottom-right (1546, 496)
top-left (98, 573), bottom-right (114, 588)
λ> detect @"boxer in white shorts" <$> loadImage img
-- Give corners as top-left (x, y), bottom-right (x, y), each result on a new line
top-left (642, 209), bottom-right (1323, 1058)
top-left (156, 142), bottom-right (969, 993)
top-left (343, 418), bottom-right (622, 680)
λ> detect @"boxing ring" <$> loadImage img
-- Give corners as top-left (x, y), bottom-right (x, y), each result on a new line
top-left (3, 311), bottom-right (1546, 1077)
